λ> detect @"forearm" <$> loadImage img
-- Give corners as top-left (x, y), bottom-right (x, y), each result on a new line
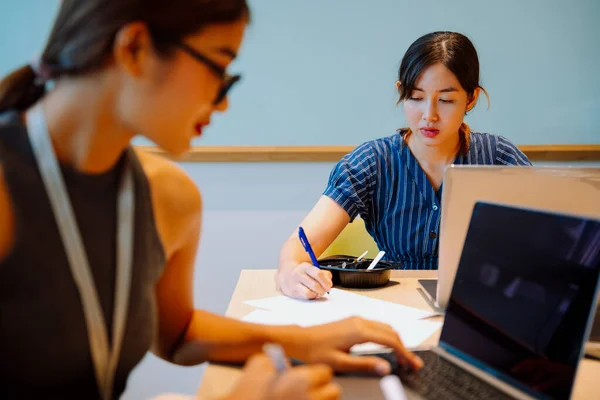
top-left (171, 309), bottom-right (306, 366)
top-left (277, 198), bottom-right (350, 285)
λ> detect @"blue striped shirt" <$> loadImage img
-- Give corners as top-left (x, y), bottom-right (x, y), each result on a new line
top-left (323, 132), bottom-right (532, 270)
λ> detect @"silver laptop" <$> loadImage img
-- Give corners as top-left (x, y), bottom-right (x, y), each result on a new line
top-left (398, 202), bottom-right (600, 400)
top-left (437, 166), bottom-right (600, 310)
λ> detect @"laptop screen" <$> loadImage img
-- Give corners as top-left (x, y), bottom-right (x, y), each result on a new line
top-left (440, 202), bottom-right (600, 400)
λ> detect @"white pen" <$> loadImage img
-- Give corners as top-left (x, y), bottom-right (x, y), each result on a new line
top-left (367, 250), bottom-right (386, 270)
top-left (263, 343), bottom-right (289, 372)
top-left (380, 375), bottom-right (408, 400)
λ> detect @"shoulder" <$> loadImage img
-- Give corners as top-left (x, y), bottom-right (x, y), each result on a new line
top-left (134, 148), bottom-right (202, 256)
top-left (469, 132), bottom-right (532, 166)
top-left (357, 133), bottom-right (399, 157)
top-left (134, 149), bottom-right (202, 213)
top-left (339, 133), bottom-right (400, 168)
top-left (326, 134), bottom-right (399, 189)
top-left (328, 134), bottom-right (401, 185)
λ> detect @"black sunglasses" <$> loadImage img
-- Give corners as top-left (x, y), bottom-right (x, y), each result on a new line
top-left (170, 40), bottom-right (242, 105)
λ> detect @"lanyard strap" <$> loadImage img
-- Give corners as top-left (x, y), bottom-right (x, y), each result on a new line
top-left (26, 104), bottom-right (135, 400)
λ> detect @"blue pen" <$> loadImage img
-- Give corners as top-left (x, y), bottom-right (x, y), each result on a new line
top-left (298, 226), bottom-right (330, 294)
top-left (298, 226), bottom-right (320, 268)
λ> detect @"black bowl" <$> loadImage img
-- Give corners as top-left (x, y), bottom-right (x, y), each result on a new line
top-left (318, 255), bottom-right (394, 288)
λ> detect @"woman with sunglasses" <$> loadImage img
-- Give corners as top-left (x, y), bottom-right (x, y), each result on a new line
top-left (0, 1), bottom-right (422, 399)
top-left (276, 31), bottom-right (532, 300)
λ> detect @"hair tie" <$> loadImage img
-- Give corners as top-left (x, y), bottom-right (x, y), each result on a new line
top-left (30, 57), bottom-right (53, 85)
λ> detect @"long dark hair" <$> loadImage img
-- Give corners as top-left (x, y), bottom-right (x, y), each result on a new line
top-left (0, 0), bottom-right (250, 113)
top-left (397, 31), bottom-right (489, 153)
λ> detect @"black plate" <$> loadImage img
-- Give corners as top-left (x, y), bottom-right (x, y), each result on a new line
top-left (318, 254), bottom-right (394, 288)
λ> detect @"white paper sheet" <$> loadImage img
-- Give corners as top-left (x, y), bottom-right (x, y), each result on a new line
top-left (244, 288), bottom-right (437, 322)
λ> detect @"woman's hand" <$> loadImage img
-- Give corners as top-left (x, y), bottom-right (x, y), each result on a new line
top-left (277, 196), bottom-right (352, 300)
top-left (225, 353), bottom-right (341, 400)
top-left (278, 262), bottom-right (333, 300)
top-left (285, 317), bottom-right (424, 376)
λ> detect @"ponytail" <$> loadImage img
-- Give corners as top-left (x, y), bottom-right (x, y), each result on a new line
top-left (0, 65), bottom-right (46, 113)
top-left (458, 122), bottom-right (471, 156)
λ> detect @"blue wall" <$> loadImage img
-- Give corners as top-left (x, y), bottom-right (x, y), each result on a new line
top-left (1, 0), bottom-right (599, 146)
top-left (0, 1), bottom-right (57, 74)
top-left (208, 0), bottom-right (600, 146)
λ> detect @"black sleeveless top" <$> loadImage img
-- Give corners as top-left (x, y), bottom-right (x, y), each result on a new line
top-left (0, 111), bottom-right (167, 399)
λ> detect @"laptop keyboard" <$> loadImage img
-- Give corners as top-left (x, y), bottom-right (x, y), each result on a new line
top-left (389, 351), bottom-right (515, 399)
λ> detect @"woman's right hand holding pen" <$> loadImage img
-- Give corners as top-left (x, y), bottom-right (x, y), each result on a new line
top-left (277, 261), bottom-right (333, 299)
top-left (277, 226), bottom-right (334, 299)
top-left (277, 197), bottom-right (355, 300)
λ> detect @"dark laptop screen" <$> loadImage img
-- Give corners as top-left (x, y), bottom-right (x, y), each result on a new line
top-left (441, 202), bottom-right (600, 399)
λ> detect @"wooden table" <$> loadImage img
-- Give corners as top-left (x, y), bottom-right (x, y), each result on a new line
top-left (197, 270), bottom-right (600, 399)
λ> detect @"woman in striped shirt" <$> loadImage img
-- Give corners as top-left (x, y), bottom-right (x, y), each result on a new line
top-left (277, 31), bottom-right (531, 300)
